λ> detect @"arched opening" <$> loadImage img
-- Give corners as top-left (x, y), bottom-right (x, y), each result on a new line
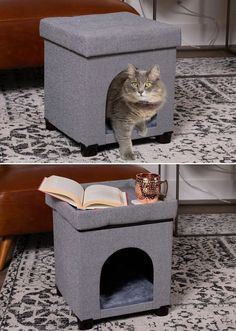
top-left (100, 248), bottom-right (153, 309)
top-left (105, 69), bottom-right (158, 135)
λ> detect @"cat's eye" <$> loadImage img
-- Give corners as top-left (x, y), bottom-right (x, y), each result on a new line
top-left (145, 82), bottom-right (152, 88)
top-left (131, 81), bottom-right (138, 88)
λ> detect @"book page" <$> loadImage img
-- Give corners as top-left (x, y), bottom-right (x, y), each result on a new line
top-left (45, 192), bottom-right (79, 208)
top-left (83, 185), bottom-right (126, 208)
top-left (39, 175), bottom-right (84, 208)
top-left (86, 191), bottom-right (128, 209)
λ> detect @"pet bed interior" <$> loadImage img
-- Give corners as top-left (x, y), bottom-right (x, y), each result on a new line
top-left (105, 115), bottom-right (157, 134)
top-left (100, 248), bottom-right (153, 309)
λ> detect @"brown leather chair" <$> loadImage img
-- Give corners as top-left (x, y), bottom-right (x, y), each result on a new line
top-left (0, 164), bottom-right (148, 270)
top-left (0, 0), bottom-right (138, 69)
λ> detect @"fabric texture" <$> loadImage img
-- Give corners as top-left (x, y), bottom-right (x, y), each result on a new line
top-left (0, 213), bottom-right (235, 330)
top-left (41, 12), bottom-right (180, 146)
top-left (49, 179), bottom-right (175, 320)
top-left (43, 43), bottom-right (177, 146)
top-left (0, 57), bottom-right (235, 163)
top-left (53, 214), bottom-right (173, 320)
top-left (100, 277), bottom-right (153, 309)
top-left (40, 12), bottom-right (181, 58)
top-left (46, 179), bottom-right (177, 231)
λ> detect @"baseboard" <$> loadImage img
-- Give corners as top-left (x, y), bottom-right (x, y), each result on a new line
top-left (179, 199), bottom-right (236, 205)
top-left (179, 202), bottom-right (236, 214)
top-left (177, 45), bottom-right (236, 57)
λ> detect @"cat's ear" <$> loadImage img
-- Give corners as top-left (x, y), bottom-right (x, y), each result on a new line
top-left (148, 65), bottom-right (160, 81)
top-left (127, 64), bottom-right (136, 79)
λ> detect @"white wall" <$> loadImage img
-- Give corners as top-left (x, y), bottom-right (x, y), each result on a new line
top-left (126, 0), bottom-right (236, 46)
top-left (143, 164), bottom-right (236, 201)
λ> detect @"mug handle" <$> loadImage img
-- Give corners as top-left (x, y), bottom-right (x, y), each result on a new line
top-left (159, 180), bottom-right (168, 200)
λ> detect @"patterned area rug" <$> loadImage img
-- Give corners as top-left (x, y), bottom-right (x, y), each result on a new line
top-left (0, 214), bottom-right (235, 331)
top-left (0, 57), bottom-right (236, 163)
top-left (178, 213), bottom-right (236, 235)
top-left (176, 57), bottom-right (236, 77)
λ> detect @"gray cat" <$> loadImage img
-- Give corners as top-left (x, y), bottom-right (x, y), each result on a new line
top-left (106, 64), bottom-right (167, 160)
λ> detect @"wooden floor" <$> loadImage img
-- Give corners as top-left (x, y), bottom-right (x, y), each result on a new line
top-left (177, 48), bottom-right (235, 58)
top-left (0, 268), bottom-right (8, 290)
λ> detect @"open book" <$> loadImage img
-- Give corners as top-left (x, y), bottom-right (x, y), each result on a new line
top-left (39, 175), bottom-right (128, 210)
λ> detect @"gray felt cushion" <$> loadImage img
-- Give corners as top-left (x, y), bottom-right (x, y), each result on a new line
top-left (40, 12), bottom-right (181, 58)
top-left (46, 179), bottom-right (177, 231)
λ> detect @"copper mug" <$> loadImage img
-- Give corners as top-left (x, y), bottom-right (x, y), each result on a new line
top-left (135, 173), bottom-right (168, 203)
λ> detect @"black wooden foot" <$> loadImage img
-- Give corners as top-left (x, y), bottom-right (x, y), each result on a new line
top-left (156, 131), bottom-right (172, 144)
top-left (78, 318), bottom-right (94, 330)
top-left (56, 285), bottom-right (62, 297)
top-left (155, 305), bottom-right (169, 316)
top-left (81, 143), bottom-right (98, 157)
top-left (45, 119), bottom-right (57, 131)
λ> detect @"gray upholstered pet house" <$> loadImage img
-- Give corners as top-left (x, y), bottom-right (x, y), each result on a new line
top-left (46, 179), bottom-right (177, 330)
top-left (40, 13), bottom-right (181, 157)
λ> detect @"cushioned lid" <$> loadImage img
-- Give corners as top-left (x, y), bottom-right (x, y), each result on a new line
top-left (46, 179), bottom-right (178, 231)
top-left (40, 12), bottom-right (181, 58)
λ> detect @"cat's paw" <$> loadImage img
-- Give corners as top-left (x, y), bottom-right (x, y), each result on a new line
top-left (138, 127), bottom-right (148, 137)
top-left (121, 151), bottom-right (136, 160)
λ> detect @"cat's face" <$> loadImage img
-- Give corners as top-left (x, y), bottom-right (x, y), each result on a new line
top-left (122, 64), bottom-right (165, 103)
